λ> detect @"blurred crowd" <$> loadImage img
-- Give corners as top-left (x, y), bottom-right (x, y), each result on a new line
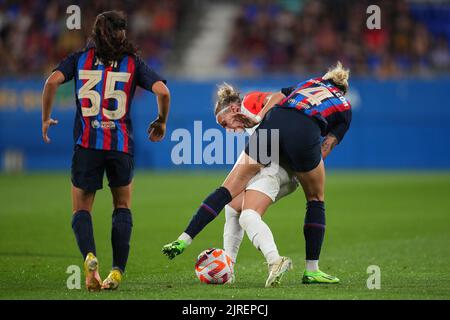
top-left (225, 0), bottom-right (450, 77)
top-left (1, 0), bottom-right (450, 78)
top-left (0, 0), bottom-right (181, 76)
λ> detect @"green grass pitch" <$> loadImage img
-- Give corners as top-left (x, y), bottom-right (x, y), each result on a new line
top-left (0, 171), bottom-right (449, 300)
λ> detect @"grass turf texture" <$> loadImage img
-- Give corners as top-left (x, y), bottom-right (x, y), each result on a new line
top-left (0, 171), bottom-right (449, 300)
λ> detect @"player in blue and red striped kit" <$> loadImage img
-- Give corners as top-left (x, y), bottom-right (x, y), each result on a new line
top-left (42, 11), bottom-right (170, 291)
top-left (163, 62), bottom-right (351, 285)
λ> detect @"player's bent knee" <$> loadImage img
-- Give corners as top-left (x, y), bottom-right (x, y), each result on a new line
top-left (239, 209), bottom-right (261, 229)
top-left (227, 197), bottom-right (243, 214)
top-left (306, 194), bottom-right (324, 202)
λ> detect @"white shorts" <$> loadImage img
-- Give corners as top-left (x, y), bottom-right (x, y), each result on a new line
top-left (234, 152), bottom-right (299, 202)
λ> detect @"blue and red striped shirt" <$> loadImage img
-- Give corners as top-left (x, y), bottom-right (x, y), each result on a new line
top-left (54, 47), bottom-right (165, 154)
top-left (280, 77), bottom-right (352, 142)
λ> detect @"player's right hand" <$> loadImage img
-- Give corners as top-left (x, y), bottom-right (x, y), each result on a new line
top-left (42, 118), bottom-right (58, 143)
top-left (148, 117), bottom-right (166, 142)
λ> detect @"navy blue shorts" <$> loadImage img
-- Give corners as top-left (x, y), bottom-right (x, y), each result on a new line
top-left (245, 107), bottom-right (322, 172)
top-left (71, 145), bottom-right (134, 192)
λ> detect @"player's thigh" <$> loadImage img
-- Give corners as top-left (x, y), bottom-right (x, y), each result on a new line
top-left (295, 159), bottom-right (325, 202)
top-left (71, 145), bottom-right (106, 192)
top-left (245, 167), bottom-right (280, 201)
top-left (242, 165), bottom-right (286, 215)
top-left (222, 153), bottom-right (263, 198)
top-left (72, 185), bottom-right (96, 213)
top-left (242, 190), bottom-right (273, 216)
top-left (105, 151), bottom-right (134, 191)
top-left (110, 184), bottom-right (132, 209)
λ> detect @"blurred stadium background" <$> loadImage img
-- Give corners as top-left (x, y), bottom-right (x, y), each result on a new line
top-left (1, 0), bottom-right (450, 299)
top-left (1, 0), bottom-right (449, 170)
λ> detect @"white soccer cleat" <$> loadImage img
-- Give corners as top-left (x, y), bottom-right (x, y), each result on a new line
top-left (265, 256), bottom-right (293, 288)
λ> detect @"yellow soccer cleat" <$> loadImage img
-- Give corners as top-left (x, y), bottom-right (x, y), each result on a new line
top-left (84, 252), bottom-right (102, 292)
top-left (102, 269), bottom-right (123, 290)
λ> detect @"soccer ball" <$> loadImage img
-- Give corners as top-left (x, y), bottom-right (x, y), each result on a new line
top-left (195, 248), bottom-right (234, 284)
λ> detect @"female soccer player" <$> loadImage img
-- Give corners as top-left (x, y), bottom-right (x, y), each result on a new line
top-left (42, 11), bottom-right (170, 291)
top-left (215, 84), bottom-right (298, 287)
top-left (163, 62), bottom-right (351, 285)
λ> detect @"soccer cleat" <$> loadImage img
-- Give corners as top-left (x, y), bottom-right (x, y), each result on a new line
top-left (302, 270), bottom-right (340, 284)
top-left (84, 252), bottom-right (102, 292)
top-left (265, 256), bottom-right (293, 288)
top-left (162, 239), bottom-right (188, 259)
top-left (102, 269), bottom-right (122, 290)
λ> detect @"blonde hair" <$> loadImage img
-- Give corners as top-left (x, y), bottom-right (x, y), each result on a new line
top-left (215, 82), bottom-right (241, 115)
top-left (322, 61), bottom-right (350, 94)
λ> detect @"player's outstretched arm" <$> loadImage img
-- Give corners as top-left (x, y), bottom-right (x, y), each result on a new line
top-left (41, 71), bottom-right (64, 143)
top-left (148, 81), bottom-right (170, 142)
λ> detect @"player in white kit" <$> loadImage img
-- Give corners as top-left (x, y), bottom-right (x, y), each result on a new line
top-left (214, 84), bottom-right (298, 287)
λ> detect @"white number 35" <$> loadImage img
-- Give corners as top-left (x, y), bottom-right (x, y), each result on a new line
top-left (78, 70), bottom-right (131, 120)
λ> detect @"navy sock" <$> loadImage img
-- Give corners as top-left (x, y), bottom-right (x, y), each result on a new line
top-left (185, 187), bottom-right (232, 239)
top-left (303, 201), bottom-right (326, 260)
top-left (72, 210), bottom-right (96, 259)
top-left (111, 208), bottom-right (133, 273)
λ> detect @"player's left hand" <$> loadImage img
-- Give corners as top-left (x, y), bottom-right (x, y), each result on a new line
top-left (42, 118), bottom-right (59, 143)
top-left (148, 117), bottom-right (166, 142)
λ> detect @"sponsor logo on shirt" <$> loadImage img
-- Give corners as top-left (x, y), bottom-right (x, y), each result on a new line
top-left (91, 120), bottom-right (116, 129)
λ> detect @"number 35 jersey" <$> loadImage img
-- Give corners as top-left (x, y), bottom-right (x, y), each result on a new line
top-left (279, 77), bottom-right (352, 143)
top-left (53, 47), bottom-right (166, 154)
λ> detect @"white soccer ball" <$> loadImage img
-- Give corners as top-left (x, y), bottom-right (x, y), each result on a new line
top-left (194, 248), bottom-right (234, 284)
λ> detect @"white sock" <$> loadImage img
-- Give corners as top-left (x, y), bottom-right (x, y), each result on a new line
top-left (239, 209), bottom-right (280, 265)
top-left (306, 260), bottom-right (319, 272)
top-left (223, 205), bottom-right (244, 262)
top-left (178, 232), bottom-right (192, 245)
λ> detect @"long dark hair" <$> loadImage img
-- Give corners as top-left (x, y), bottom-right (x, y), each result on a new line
top-left (90, 11), bottom-right (137, 65)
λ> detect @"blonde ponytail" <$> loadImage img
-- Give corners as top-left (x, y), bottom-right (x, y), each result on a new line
top-left (215, 82), bottom-right (241, 115)
top-left (323, 61), bottom-right (350, 93)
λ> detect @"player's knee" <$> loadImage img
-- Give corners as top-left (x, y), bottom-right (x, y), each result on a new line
top-left (72, 202), bottom-right (93, 213)
top-left (113, 197), bottom-right (131, 209)
top-left (114, 202), bottom-right (130, 209)
top-left (227, 197), bottom-right (242, 214)
top-left (306, 195), bottom-right (324, 202)
top-left (239, 209), bottom-right (261, 229)
top-left (305, 190), bottom-right (324, 202)
top-left (225, 205), bottom-right (240, 218)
